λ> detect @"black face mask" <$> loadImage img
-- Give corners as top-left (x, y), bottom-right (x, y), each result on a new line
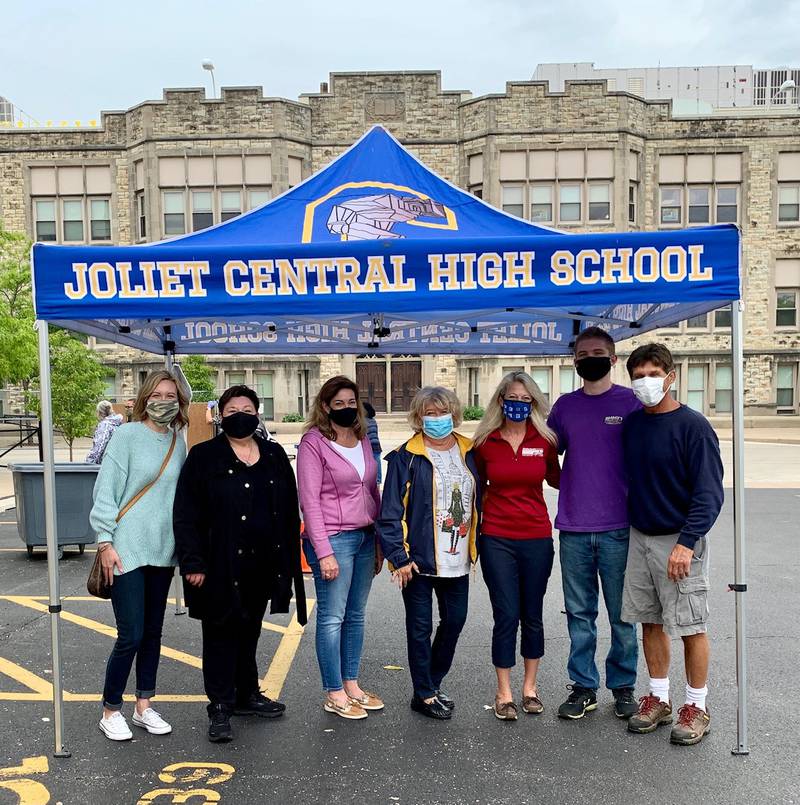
top-left (328, 407), bottom-right (358, 428)
top-left (220, 411), bottom-right (260, 439)
top-left (575, 356), bottom-right (612, 382)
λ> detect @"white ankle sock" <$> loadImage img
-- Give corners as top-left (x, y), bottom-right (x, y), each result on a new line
top-left (649, 677), bottom-right (670, 703)
top-left (685, 684), bottom-right (708, 711)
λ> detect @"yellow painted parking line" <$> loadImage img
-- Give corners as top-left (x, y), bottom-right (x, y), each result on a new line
top-left (0, 656), bottom-right (54, 698)
top-left (2, 596), bottom-right (203, 669)
top-left (261, 600), bottom-right (315, 700)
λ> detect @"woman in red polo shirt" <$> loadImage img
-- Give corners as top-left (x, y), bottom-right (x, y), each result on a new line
top-left (473, 371), bottom-right (560, 721)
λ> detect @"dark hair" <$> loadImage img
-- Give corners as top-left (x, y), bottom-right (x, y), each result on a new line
top-left (574, 326), bottom-right (616, 355)
top-left (626, 343), bottom-right (675, 377)
top-left (304, 375), bottom-right (366, 441)
top-left (363, 401), bottom-right (376, 419)
top-left (218, 384), bottom-right (260, 414)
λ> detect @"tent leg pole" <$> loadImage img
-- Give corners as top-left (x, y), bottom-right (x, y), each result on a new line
top-left (163, 349), bottom-right (184, 615)
top-left (37, 321), bottom-right (71, 758)
top-left (730, 301), bottom-right (749, 756)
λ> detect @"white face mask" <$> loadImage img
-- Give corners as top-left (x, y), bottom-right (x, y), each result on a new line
top-left (631, 375), bottom-right (671, 407)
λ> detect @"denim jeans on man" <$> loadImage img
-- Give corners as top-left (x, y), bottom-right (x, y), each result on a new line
top-left (480, 535), bottom-right (554, 668)
top-left (304, 528), bottom-right (375, 691)
top-left (402, 573), bottom-right (469, 699)
top-left (559, 528), bottom-right (638, 691)
top-left (103, 565), bottom-right (174, 709)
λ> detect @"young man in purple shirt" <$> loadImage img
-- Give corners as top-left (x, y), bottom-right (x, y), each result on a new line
top-left (547, 327), bottom-right (641, 720)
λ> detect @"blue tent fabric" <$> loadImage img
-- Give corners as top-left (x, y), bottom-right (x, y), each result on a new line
top-left (32, 126), bottom-right (740, 355)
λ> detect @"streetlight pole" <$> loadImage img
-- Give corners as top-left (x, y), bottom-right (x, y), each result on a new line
top-left (202, 60), bottom-right (217, 99)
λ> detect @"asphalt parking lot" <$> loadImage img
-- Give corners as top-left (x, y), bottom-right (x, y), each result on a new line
top-left (0, 488), bottom-right (798, 805)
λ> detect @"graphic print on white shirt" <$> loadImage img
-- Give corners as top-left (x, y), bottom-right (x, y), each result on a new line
top-left (428, 444), bottom-right (473, 577)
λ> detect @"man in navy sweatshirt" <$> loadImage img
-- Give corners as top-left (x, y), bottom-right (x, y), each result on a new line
top-left (621, 343), bottom-right (723, 747)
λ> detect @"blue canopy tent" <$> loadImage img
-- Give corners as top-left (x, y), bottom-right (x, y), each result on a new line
top-left (31, 126), bottom-right (749, 755)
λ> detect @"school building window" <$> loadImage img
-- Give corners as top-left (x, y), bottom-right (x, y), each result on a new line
top-left (715, 364), bottom-right (732, 414)
top-left (658, 153), bottom-right (741, 226)
top-left (499, 148), bottom-right (614, 226)
top-left (254, 371), bottom-right (275, 420)
top-left (29, 164), bottom-right (113, 243)
top-left (777, 153), bottom-right (800, 224)
top-left (775, 259), bottom-right (800, 329)
top-left (776, 364), bottom-right (798, 413)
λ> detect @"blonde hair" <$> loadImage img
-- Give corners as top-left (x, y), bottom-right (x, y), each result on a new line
top-left (472, 372), bottom-right (557, 448)
top-left (132, 370), bottom-right (190, 429)
top-left (304, 375), bottom-right (366, 441)
top-left (407, 386), bottom-right (463, 433)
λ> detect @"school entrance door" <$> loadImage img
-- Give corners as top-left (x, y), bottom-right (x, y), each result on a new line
top-left (356, 362), bottom-right (387, 412)
top-left (391, 361), bottom-right (421, 413)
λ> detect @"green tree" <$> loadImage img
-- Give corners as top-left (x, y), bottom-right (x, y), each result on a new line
top-left (0, 226), bottom-right (38, 396)
top-left (29, 330), bottom-right (106, 461)
top-left (180, 354), bottom-right (216, 402)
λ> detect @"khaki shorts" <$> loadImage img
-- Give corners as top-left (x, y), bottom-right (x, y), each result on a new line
top-left (621, 527), bottom-right (710, 637)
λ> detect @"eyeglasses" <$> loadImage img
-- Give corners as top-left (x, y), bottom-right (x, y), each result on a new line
top-left (503, 395), bottom-right (533, 403)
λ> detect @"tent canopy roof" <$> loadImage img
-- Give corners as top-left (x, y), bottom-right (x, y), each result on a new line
top-left (32, 126), bottom-right (740, 355)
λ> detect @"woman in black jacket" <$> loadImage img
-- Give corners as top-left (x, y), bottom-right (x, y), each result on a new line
top-left (173, 384), bottom-right (306, 743)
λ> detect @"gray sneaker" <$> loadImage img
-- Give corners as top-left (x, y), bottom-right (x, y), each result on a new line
top-left (627, 695), bottom-right (673, 734)
top-left (670, 704), bottom-right (711, 746)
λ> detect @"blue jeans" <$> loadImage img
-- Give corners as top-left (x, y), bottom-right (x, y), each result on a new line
top-left (559, 529), bottom-right (638, 692)
top-left (304, 529), bottom-right (375, 691)
top-left (102, 565), bottom-right (174, 709)
top-left (402, 573), bottom-right (469, 699)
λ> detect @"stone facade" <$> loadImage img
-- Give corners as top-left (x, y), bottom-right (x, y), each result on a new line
top-left (1, 71), bottom-right (798, 418)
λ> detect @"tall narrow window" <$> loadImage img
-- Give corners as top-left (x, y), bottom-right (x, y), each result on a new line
top-left (35, 200), bottom-right (57, 241)
top-left (715, 365), bottom-right (732, 413)
top-left (220, 190), bottom-right (242, 221)
top-left (502, 185), bottom-right (524, 217)
top-left (559, 185), bottom-right (581, 223)
top-left (531, 368), bottom-right (551, 405)
top-left (530, 185), bottom-right (553, 223)
top-left (248, 189), bottom-right (271, 209)
top-left (559, 366), bottom-right (577, 397)
top-left (628, 182), bottom-right (637, 224)
top-left (776, 364), bottom-right (796, 411)
top-left (688, 187), bottom-right (710, 224)
top-left (778, 185), bottom-right (800, 223)
top-left (776, 289), bottom-right (798, 327)
top-left (660, 187), bottom-right (682, 224)
top-left (62, 199), bottom-right (84, 241)
top-left (687, 365), bottom-right (706, 413)
top-left (468, 368), bottom-right (480, 407)
top-left (254, 371), bottom-right (274, 420)
top-left (588, 183), bottom-right (611, 221)
top-left (716, 186), bottom-right (738, 223)
top-left (89, 198), bottom-right (111, 240)
top-left (163, 191), bottom-right (186, 235)
top-left (136, 192), bottom-right (146, 239)
top-left (191, 191), bottom-right (213, 231)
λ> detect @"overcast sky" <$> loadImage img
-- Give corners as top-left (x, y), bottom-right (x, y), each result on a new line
top-left (4, 0), bottom-right (799, 122)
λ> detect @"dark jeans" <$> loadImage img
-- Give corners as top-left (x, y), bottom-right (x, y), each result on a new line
top-left (401, 573), bottom-right (469, 699)
top-left (480, 536), bottom-right (554, 668)
top-left (102, 565), bottom-right (174, 710)
top-left (559, 528), bottom-right (638, 691)
top-left (201, 585), bottom-right (270, 713)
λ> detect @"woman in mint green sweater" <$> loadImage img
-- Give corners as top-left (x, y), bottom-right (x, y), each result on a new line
top-left (90, 370), bottom-right (188, 742)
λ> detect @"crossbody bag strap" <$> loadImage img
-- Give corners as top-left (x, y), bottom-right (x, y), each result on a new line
top-left (115, 431), bottom-right (177, 523)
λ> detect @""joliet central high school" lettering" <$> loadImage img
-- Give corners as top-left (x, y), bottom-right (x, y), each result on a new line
top-left (61, 245), bottom-right (713, 301)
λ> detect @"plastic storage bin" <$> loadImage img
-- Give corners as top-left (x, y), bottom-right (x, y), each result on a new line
top-left (9, 462), bottom-right (100, 559)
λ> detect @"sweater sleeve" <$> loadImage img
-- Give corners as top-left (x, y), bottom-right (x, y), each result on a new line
top-left (296, 436), bottom-right (334, 560)
top-left (89, 436), bottom-right (129, 544)
top-left (172, 448), bottom-right (208, 575)
top-left (677, 428), bottom-right (724, 550)
top-left (377, 452), bottom-right (411, 569)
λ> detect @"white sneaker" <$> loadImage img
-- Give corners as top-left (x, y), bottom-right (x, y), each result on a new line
top-left (98, 711), bottom-right (133, 741)
top-left (131, 707), bottom-right (172, 735)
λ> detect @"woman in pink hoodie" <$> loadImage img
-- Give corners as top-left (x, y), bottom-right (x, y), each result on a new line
top-left (297, 376), bottom-right (384, 720)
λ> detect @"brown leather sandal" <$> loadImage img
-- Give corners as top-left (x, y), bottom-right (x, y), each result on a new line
top-left (522, 694), bottom-right (544, 714)
top-left (493, 698), bottom-right (518, 720)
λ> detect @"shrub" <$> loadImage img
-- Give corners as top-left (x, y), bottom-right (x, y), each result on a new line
top-left (282, 412), bottom-right (304, 423)
top-left (462, 405), bottom-right (485, 421)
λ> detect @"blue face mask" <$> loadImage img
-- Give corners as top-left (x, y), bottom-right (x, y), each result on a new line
top-left (502, 399), bottom-right (532, 422)
top-left (422, 413), bottom-right (454, 439)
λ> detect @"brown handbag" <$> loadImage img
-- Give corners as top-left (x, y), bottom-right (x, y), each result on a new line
top-left (87, 432), bottom-right (177, 599)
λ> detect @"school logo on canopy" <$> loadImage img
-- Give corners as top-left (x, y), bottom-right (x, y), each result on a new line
top-left (302, 181), bottom-right (457, 243)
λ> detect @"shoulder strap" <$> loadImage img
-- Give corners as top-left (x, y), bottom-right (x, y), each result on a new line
top-left (116, 431), bottom-right (177, 523)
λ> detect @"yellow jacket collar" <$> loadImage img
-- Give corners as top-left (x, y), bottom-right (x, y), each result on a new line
top-left (403, 431), bottom-right (473, 458)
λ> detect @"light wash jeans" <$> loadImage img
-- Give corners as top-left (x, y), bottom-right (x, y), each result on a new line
top-left (303, 528), bottom-right (375, 691)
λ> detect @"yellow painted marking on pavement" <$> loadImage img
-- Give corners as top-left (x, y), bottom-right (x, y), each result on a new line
top-left (0, 755), bottom-right (51, 805)
top-left (2, 596), bottom-right (202, 669)
top-left (159, 763), bottom-right (235, 786)
top-left (261, 621), bottom-right (288, 634)
top-left (0, 656), bottom-right (54, 697)
top-left (0, 755), bottom-right (49, 778)
top-left (261, 599), bottom-right (315, 700)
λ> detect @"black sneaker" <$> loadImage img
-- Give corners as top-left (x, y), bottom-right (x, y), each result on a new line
top-left (557, 685), bottom-right (597, 720)
top-left (612, 687), bottom-right (638, 719)
top-left (208, 704), bottom-right (233, 743)
top-left (234, 691), bottom-right (286, 718)
top-left (410, 694), bottom-right (452, 720)
top-left (435, 690), bottom-right (455, 711)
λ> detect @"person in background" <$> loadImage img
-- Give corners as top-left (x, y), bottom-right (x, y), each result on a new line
top-left (379, 386), bottom-right (479, 721)
top-left (547, 327), bottom-right (641, 722)
top-left (174, 385), bottom-right (306, 743)
top-left (472, 372), bottom-right (560, 721)
top-left (124, 399), bottom-right (135, 423)
top-left (85, 401), bottom-right (124, 464)
top-left (90, 371), bottom-right (189, 742)
top-left (621, 343), bottom-right (723, 746)
top-left (297, 376), bottom-right (383, 721)
top-left (363, 401), bottom-right (383, 484)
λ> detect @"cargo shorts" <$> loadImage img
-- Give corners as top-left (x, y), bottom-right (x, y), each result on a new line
top-left (621, 527), bottom-right (710, 637)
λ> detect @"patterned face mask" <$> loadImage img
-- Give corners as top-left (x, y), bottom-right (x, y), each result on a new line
top-left (502, 399), bottom-right (532, 422)
top-left (145, 399), bottom-right (179, 426)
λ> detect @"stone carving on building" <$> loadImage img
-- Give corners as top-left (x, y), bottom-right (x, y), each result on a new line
top-left (364, 91), bottom-right (406, 121)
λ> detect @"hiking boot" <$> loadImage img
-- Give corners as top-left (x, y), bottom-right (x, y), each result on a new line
top-left (670, 704), bottom-right (711, 746)
top-left (234, 691), bottom-right (285, 718)
top-left (612, 687), bottom-right (638, 720)
top-left (627, 695), bottom-right (673, 734)
top-left (207, 705), bottom-right (233, 743)
top-left (557, 685), bottom-right (597, 720)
